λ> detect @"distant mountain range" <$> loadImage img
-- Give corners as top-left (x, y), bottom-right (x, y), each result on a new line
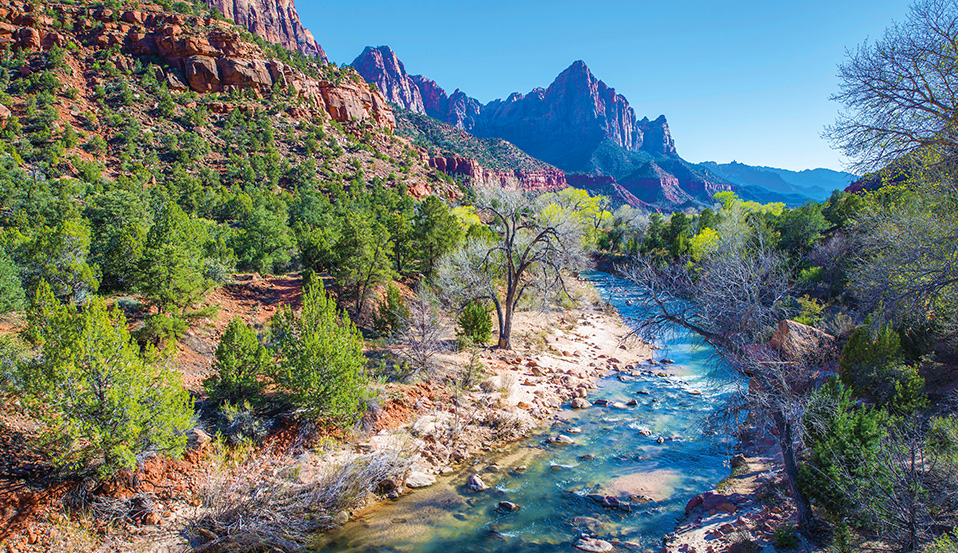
top-left (352, 45), bottom-right (850, 210)
top-left (700, 162), bottom-right (856, 202)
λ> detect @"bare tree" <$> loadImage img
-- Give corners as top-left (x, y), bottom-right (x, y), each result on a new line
top-left (826, 0), bottom-right (958, 171)
top-left (396, 286), bottom-right (448, 380)
top-left (435, 187), bottom-right (586, 349)
top-left (849, 182), bottom-right (958, 338)
top-left (620, 229), bottom-right (821, 534)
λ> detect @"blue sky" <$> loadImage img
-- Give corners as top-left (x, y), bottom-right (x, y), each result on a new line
top-left (297, 1), bottom-right (914, 173)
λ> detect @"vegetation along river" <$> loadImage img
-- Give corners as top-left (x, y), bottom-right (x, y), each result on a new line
top-left (317, 271), bottom-right (741, 552)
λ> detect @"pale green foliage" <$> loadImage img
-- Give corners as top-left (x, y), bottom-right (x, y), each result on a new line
top-left (794, 295), bottom-right (825, 326)
top-left (20, 282), bottom-right (193, 478)
top-left (714, 191), bottom-right (785, 216)
top-left (271, 280), bottom-right (368, 423)
top-left (537, 188), bottom-right (612, 248)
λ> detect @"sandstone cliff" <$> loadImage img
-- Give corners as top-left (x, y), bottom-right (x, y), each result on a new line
top-left (208, 0), bottom-right (327, 62)
top-left (428, 155), bottom-right (566, 192)
top-left (352, 46), bottom-right (425, 113)
top-left (0, 3), bottom-right (394, 130)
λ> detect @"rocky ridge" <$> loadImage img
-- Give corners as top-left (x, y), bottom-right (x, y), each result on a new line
top-left (208, 0), bottom-right (328, 62)
top-left (0, 1), bottom-right (394, 130)
top-left (427, 155), bottom-right (566, 192)
top-left (351, 48), bottom-right (675, 168)
top-left (352, 46), bottom-right (734, 210)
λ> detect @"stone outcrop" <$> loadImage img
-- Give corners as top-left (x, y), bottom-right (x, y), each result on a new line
top-left (428, 155), bottom-right (566, 192)
top-left (0, 4), bottom-right (394, 130)
top-left (207, 0), bottom-right (328, 62)
top-left (352, 46), bottom-right (425, 113)
top-left (768, 320), bottom-right (839, 366)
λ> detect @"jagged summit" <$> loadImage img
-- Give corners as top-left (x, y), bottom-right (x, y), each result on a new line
top-left (208, 0), bottom-right (328, 62)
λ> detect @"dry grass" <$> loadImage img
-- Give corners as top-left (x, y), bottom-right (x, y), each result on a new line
top-left (190, 447), bottom-right (411, 552)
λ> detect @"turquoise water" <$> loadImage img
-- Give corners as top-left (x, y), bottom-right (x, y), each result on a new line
top-left (317, 271), bottom-right (738, 552)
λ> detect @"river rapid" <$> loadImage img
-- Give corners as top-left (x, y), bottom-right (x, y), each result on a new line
top-left (317, 271), bottom-right (740, 552)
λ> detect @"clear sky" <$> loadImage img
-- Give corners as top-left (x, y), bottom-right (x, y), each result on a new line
top-left (297, 1), bottom-right (914, 173)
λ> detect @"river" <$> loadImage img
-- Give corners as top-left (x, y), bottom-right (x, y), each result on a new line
top-left (317, 270), bottom-right (739, 552)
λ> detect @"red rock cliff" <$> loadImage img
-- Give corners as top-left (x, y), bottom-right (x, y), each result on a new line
top-left (207, 0), bottom-right (327, 62)
top-left (0, 3), bottom-right (394, 130)
top-left (428, 155), bottom-right (566, 192)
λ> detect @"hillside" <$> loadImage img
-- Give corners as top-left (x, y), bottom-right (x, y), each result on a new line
top-left (0, 1), bottom-right (458, 202)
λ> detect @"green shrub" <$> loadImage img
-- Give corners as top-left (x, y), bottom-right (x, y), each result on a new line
top-left (840, 323), bottom-right (922, 406)
top-left (373, 283), bottom-right (408, 338)
top-left (457, 299), bottom-right (492, 346)
top-left (270, 280), bottom-right (368, 423)
top-left (772, 526), bottom-right (799, 549)
top-left (0, 246), bottom-right (24, 314)
top-left (799, 377), bottom-right (890, 520)
top-left (204, 318), bottom-right (269, 406)
top-left (137, 313), bottom-right (188, 349)
top-left (794, 295), bottom-right (824, 326)
top-left (19, 282), bottom-right (193, 478)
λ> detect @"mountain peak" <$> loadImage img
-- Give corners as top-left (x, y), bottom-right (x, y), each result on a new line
top-left (208, 0), bottom-right (328, 62)
top-left (352, 46), bottom-right (425, 113)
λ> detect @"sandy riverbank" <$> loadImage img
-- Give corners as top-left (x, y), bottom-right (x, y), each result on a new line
top-left (113, 278), bottom-right (657, 552)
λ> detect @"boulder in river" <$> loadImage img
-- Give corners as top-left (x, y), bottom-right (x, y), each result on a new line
top-left (497, 501), bottom-right (520, 512)
top-left (575, 537), bottom-right (614, 552)
top-left (405, 471), bottom-right (437, 489)
top-left (571, 398), bottom-right (591, 409)
top-left (549, 434), bottom-right (576, 445)
top-left (466, 474), bottom-right (489, 492)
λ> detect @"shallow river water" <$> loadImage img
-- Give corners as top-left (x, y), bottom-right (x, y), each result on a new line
top-left (317, 271), bottom-right (739, 552)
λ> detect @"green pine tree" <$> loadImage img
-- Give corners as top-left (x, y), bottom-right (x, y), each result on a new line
top-left (20, 282), bottom-right (193, 478)
top-left (270, 280), bottom-right (368, 423)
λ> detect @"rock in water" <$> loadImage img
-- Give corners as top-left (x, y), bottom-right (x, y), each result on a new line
top-left (550, 434), bottom-right (576, 445)
top-left (575, 537), bottom-right (614, 552)
top-left (405, 471), bottom-right (437, 489)
top-left (497, 501), bottom-right (520, 512)
top-left (466, 474), bottom-right (489, 492)
top-left (571, 397), bottom-right (592, 409)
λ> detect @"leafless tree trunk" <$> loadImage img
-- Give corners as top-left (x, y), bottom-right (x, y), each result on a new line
top-left (620, 228), bottom-right (820, 534)
top-left (396, 287), bottom-right (447, 381)
top-left (435, 187), bottom-right (586, 349)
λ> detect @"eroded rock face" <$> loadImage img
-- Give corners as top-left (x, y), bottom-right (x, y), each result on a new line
top-left (427, 155), bottom-right (567, 192)
top-left (0, 4), bottom-right (394, 130)
top-left (207, 0), bottom-right (328, 62)
top-left (352, 46), bottom-right (425, 113)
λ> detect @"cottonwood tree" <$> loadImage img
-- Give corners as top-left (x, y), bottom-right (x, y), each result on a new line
top-left (826, 0), bottom-right (958, 171)
top-left (435, 187), bottom-right (586, 350)
top-left (621, 226), bottom-right (820, 534)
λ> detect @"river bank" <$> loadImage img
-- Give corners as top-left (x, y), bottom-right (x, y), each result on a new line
top-left (102, 275), bottom-right (657, 552)
top-left (317, 271), bottom-right (742, 553)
